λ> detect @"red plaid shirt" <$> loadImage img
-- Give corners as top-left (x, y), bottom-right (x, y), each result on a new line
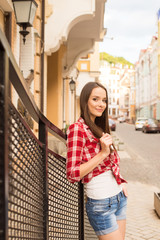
top-left (66, 117), bottom-right (126, 184)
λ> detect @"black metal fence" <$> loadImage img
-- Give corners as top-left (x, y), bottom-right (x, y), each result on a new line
top-left (0, 29), bottom-right (97, 240)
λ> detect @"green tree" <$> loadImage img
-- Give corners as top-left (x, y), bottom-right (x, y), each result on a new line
top-left (100, 52), bottom-right (134, 68)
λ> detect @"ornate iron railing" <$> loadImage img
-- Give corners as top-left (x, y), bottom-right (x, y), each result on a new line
top-left (0, 28), bottom-right (97, 240)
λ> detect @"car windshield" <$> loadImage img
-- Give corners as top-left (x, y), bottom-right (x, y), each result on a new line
top-left (109, 119), bottom-right (114, 124)
top-left (137, 119), bottom-right (147, 122)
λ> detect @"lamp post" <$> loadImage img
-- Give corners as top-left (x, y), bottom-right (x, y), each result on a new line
top-left (69, 78), bottom-right (76, 93)
top-left (12, 0), bottom-right (38, 44)
top-left (63, 77), bottom-right (76, 130)
top-left (69, 78), bottom-right (76, 122)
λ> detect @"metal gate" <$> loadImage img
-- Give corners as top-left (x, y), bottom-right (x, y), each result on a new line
top-left (0, 28), bottom-right (97, 240)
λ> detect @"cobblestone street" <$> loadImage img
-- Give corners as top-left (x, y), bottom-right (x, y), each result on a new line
top-left (115, 130), bottom-right (160, 240)
top-left (115, 123), bottom-right (160, 188)
top-left (125, 181), bottom-right (160, 240)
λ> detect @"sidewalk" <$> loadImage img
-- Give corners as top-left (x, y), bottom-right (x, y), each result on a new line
top-left (125, 181), bottom-right (160, 240)
top-left (118, 150), bottom-right (160, 240)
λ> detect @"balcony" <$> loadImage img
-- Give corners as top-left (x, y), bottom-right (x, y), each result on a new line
top-left (45, 0), bottom-right (106, 74)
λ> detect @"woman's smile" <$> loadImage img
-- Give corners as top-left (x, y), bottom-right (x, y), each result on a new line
top-left (96, 108), bottom-right (104, 112)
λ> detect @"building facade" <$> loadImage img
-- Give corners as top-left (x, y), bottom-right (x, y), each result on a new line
top-left (135, 10), bottom-right (160, 120)
top-left (135, 36), bottom-right (160, 120)
top-left (45, 0), bottom-right (106, 129)
top-left (99, 61), bottom-right (121, 118)
top-left (0, 0), bottom-right (106, 132)
top-left (158, 9), bottom-right (160, 119)
top-left (129, 70), bottom-right (136, 122)
top-left (99, 60), bottom-right (135, 121)
top-left (119, 67), bottom-right (135, 121)
top-left (75, 42), bottom-right (101, 122)
top-left (0, 0), bottom-right (46, 135)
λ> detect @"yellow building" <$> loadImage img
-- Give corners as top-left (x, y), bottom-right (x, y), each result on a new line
top-left (0, 0), bottom-right (106, 133)
top-left (0, 2), bottom-right (107, 238)
top-left (0, 0), bottom-right (46, 135)
top-left (45, 0), bottom-right (106, 130)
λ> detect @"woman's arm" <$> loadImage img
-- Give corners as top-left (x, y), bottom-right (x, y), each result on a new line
top-left (66, 123), bottom-right (85, 183)
top-left (80, 133), bottom-right (112, 179)
top-left (67, 123), bottom-right (113, 182)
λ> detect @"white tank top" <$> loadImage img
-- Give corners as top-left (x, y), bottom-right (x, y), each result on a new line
top-left (85, 170), bottom-right (122, 199)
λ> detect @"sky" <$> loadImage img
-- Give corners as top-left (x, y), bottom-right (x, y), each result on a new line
top-left (99, 0), bottom-right (160, 64)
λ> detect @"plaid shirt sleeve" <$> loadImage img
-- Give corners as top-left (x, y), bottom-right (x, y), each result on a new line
top-left (66, 123), bottom-right (85, 183)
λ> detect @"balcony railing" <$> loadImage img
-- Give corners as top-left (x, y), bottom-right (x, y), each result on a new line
top-left (0, 28), bottom-right (97, 240)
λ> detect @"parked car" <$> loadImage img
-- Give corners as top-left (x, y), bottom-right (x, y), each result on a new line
top-left (118, 117), bottom-right (126, 123)
top-left (135, 117), bottom-right (148, 131)
top-left (142, 119), bottom-right (160, 133)
top-left (109, 119), bottom-right (116, 131)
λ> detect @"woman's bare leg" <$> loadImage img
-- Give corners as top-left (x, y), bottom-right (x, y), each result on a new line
top-left (117, 219), bottom-right (126, 240)
top-left (98, 229), bottom-right (123, 240)
top-left (98, 220), bottom-right (126, 240)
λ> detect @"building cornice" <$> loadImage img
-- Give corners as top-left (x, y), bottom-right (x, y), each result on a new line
top-left (0, 0), bottom-right (13, 12)
top-left (45, 0), bottom-right (106, 74)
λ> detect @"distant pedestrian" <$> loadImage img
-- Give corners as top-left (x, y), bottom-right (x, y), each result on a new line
top-left (66, 82), bottom-right (128, 240)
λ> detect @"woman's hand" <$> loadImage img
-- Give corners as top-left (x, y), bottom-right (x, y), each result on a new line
top-left (122, 183), bottom-right (128, 197)
top-left (80, 133), bottom-right (113, 179)
top-left (100, 133), bottom-right (113, 157)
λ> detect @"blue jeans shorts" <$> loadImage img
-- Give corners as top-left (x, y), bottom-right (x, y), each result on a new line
top-left (85, 191), bottom-right (127, 236)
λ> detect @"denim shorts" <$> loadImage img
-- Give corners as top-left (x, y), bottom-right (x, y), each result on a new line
top-left (85, 191), bottom-right (127, 236)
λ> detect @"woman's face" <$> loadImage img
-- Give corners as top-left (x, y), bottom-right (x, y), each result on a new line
top-left (88, 87), bottom-right (107, 122)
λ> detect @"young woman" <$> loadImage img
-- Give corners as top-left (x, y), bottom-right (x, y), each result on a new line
top-left (66, 82), bottom-right (128, 240)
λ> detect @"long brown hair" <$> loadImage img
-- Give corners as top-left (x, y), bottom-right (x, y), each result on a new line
top-left (80, 82), bottom-right (110, 138)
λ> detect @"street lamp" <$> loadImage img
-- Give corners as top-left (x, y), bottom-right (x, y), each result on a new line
top-left (62, 77), bottom-right (76, 130)
top-left (69, 78), bottom-right (76, 93)
top-left (12, 0), bottom-right (38, 44)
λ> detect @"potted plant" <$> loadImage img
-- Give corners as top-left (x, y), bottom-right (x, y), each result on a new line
top-left (154, 192), bottom-right (160, 218)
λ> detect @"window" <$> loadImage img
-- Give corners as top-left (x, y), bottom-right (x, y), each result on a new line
top-left (81, 63), bottom-right (87, 70)
top-left (81, 55), bottom-right (89, 59)
top-left (110, 70), bottom-right (116, 75)
top-left (112, 108), bottom-right (116, 115)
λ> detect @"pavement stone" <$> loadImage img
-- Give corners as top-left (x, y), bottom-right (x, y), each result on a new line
top-left (119, 151), bottom-right (160, 240)
top-left (112, 131), bottom-right (160, 239)
top-left (85, 131), bottom-right (160, 239)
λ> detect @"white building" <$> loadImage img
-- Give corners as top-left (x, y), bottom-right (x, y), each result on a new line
top-left (135, 36), bottom-right (159, 119)
top-left (99, 61), bottom-right (122, 118)
top-left (99, 60), bottom-right (135, 120)
top-left (76, 42), bottom-right (101, 120)
top-left (119, 67), bottom-right (135, 120)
